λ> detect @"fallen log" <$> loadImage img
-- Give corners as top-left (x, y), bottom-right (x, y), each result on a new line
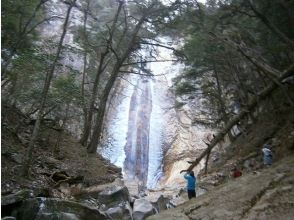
top-left (180, 64), bottom-right (294, 173)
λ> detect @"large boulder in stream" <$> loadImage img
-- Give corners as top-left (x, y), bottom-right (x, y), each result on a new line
top-left (98, 184), bottom-right (130, 207)
top-left (73, 178), bottom-right (130, 207)
top-left (3, 197), bottom-right (107, 220)
top-left (133, 198), bottom-right (156, 220)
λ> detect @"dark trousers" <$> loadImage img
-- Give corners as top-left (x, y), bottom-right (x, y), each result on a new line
top-left (188, 190), bottom-right (196, 199)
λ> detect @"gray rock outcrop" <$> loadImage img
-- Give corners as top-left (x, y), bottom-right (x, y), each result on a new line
top-left (105, 202), bottom-right (133, 220)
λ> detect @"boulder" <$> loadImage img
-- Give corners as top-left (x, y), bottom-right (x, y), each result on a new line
top-left (133, 198), bottom-right (155, 220)
top-left (1, 189), bottom-right (52, 218)
top-left (98, 185), bottom-right (130, 207)
top-left (12, 198), bottom-right (107, 220)
top-left (150, 195), bottom-right (170, 213)
top-left (105, 202), bottom-right (132, 220)
top-left (35, 212), bottom-right (79, 220)
top-left (74, 178), bottom-right (130, 207)
top-left (1, 190), bottom-right (32, 206)
top-left (59, 213), bottom-right (80, 220)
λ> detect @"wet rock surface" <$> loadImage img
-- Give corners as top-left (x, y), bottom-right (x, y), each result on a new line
top-left (13, 198), bottom-right (107, 220)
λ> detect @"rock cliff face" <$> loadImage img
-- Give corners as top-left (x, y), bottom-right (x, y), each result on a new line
top-left (148, 154), bottom-right (294, 220)
top-left (158, 102), bottom-right (218, 189)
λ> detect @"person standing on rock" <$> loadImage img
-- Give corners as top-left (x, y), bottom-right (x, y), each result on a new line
top-left (262, 141), bottom-right (273, 166)
top-left (182, 170), bottom-right (197, 199)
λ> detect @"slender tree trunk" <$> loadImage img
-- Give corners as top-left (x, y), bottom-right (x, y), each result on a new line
top-left (54, 103), bottom-right (70, 156)
top-left (204, 148), bottom-right (211, 174)
top-left (80, 0), bottom-right (90, 146)
top-left (80, 1), bottom-right (124, 146)
top-left (213, 62), bottom-right (228, 122)
top-left (87, 65), bottom-right (119, 153)
top-left (212, 61), bottom-right (235, 141)
top-left (22, 1), bottom-right (75, 177)
top-left (87, 10), bottom-right (149, 153)
top-left (227, 56), bottom-right (256, 129)
top-left (80, 53), bottom-right (108, 146)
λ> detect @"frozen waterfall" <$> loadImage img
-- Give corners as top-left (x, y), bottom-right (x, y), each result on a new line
top-left (101, 37), bottom-right (182, 189)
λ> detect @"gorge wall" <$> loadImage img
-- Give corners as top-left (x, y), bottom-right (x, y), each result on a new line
top-left (102, 44), bottom-right (222, 192)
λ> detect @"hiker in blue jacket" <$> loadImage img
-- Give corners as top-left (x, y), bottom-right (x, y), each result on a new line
top-left (183, 170), bottom-right (197, 199)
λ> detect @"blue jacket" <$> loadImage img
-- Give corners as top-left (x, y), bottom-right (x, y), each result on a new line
top-left (184, 174), bottom-right (196, 190)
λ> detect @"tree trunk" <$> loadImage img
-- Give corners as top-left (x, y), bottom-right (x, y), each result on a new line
top-left (213, 61), bottom-right (235, 141)
top-left (226, 55), bottom-right (257, 131)
top-left (54, 103), bottom-right (70, 156)
top-left (22, 1), bottom-right (75, 177)
top-left (87, 8), bottom-right (151, 153)
top-left (87, 69), bottom-right (118, 153)
top-left (80, 1), bottom-right (124, 146)
top-left (81, 0), bottom-right (90, 145)
top-left (204, 148), bottom-right (211, 174)
top-left (80, 52), bottom-right (108, 146)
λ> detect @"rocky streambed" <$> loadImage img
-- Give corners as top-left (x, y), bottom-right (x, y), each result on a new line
top-left (1, 177), bottom-right (173, 220)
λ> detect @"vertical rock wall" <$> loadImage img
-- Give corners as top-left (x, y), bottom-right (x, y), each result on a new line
top-left (159, 103), bottom-right (213, 188)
